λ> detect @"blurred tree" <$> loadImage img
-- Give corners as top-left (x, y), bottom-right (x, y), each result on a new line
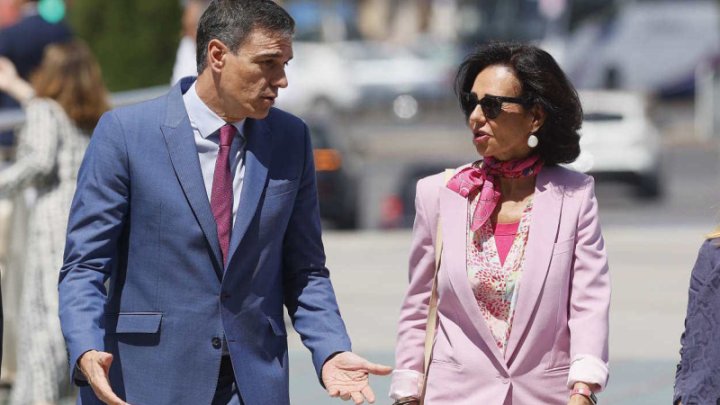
top-left (68, 0), bottom-right (182, 91)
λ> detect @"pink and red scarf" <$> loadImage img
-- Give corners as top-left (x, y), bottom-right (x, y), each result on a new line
top-left (446, 155), bottom-right (543, 231)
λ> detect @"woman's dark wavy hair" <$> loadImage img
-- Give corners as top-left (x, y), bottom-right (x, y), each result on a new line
top-left (454, 42), bottom-right (582, 165)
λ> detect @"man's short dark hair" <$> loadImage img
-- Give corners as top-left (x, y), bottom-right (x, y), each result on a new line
top-left (196, 0), bottom-right (295, 73)
top-left (454, 42), bottom-right (583, 166)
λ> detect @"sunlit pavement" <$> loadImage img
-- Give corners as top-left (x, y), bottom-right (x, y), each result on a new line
top-left (289, 351), bottom-right (675, 405)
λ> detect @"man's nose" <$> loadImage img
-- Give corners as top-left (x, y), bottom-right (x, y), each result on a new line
top-left (274, 69), bottom-right (288, 89)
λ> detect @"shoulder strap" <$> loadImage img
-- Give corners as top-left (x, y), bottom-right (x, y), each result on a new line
top-left (420, 168), bottom-right (454, 403)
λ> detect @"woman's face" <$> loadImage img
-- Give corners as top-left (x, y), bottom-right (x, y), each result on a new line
top-left (467, 65), bottom-right (544, 161)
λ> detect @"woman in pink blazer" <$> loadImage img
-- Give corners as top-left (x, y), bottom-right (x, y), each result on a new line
top-left (391, 43), bottom-right (610, 405)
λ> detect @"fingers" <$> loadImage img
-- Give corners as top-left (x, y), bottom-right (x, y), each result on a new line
top-left (93, 375), bottom-right (128, 405)
top-left (363, 361), bottom-right (393, 376)
top-left (350, 391), bottom-right (364, 404)
top-left (81, 351), bottom-right (128, 405)
top-left (360, 385), bottom-right (376, 403)
top-left (328, 386), bottom-right (375, 404)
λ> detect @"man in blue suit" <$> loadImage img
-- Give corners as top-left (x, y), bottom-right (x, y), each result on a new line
top-left (58, 1), bottom-right (390, 404)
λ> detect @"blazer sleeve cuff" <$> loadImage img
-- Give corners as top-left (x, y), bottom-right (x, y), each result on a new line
top-left (566, 354), bottom-right (609, 392)
top-left (389, 369), bottom-right (424, 400)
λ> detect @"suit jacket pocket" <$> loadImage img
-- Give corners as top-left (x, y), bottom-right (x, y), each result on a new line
top-left (108, 312), bottom-right (163, 334)
top-left (544, 363), bottom-right (570, 374)
top-left (430, 358), bottom-right (462, 370)
top-left (265, 178), bottom-right (299, 197)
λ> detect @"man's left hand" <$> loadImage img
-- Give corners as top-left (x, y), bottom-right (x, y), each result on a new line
top-left (322, 351), bottom-right (392, 404)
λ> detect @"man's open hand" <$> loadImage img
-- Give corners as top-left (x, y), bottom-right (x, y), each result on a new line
top-left (322, 352), bottom-right (393, 404)
top-left (78, 350), bottom-right (129, 405)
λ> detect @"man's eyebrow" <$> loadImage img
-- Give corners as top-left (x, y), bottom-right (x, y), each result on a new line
top-left (253, 51), bottom-right (291, 59)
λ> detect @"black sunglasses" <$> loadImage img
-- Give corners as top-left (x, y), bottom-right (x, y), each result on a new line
top-left (461, 92), bottom-right (531, 119)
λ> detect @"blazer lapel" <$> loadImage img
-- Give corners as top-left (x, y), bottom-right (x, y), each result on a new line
top-left (226, 118), bottom-right (272, 266)
top-left (439, 186), bottom-right (506, 367)
top-left (505, 168), bottom-right (564, 363)
top-left (160, 84), bottom-right (224, 279)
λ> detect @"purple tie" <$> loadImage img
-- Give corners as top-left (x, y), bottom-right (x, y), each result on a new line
top-left (211, 124), bottom-right (236, 266)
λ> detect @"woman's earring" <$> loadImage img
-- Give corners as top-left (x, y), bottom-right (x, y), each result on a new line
top-left (527, 133), bottom-right (539, 148)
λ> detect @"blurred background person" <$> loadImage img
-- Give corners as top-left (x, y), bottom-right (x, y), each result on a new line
top-left (390, 43), bottom-right (610, 405)
top-left (170, 0), bottom-right (210, 85)
top-left (0, 39), bottom-right (108, 405)
top-left (0, 0), bottom-right (20, 28)
top-left (674, 230), bottom-right (720, 405)
top-left (0, 0), bottom-right (72, 147)
top-left (0, 0), bottom-right (72, 383)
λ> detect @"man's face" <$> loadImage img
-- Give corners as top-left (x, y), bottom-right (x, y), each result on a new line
top-left (216, 28), bottom-right (292, 121)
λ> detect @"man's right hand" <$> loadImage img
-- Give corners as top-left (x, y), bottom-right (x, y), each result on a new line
top-left (78, 350), bottom-right (129, 405)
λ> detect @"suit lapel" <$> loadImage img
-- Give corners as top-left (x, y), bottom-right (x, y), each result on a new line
top-left (160, 83), bottom-right (224, 279)
top-left (505, 167), bottom-right (564, 363)
top-left (439, 186), bottom-right (506, 367)
top-left (226, 118), bottom-right (272, 266)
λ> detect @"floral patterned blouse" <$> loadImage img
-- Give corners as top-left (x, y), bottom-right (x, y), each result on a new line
top-left (466, 192), bottom-right (534, 352)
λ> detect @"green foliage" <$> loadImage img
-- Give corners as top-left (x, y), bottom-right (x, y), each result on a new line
top-left (68, 0), bottom-right (183, 91)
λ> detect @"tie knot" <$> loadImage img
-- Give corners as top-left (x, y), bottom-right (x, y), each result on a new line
top-left (219, 124), bottom-right (236, 147)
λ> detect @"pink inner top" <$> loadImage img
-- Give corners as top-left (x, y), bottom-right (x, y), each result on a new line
top-left (494, 221), bottom-right (520, 265)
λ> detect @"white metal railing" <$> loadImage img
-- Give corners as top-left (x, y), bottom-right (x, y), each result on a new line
top-left (0, 85), bottom-right (170, 133)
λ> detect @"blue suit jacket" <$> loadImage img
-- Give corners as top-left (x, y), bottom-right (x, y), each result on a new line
top-left (675, 238), bottom-right (720, 405)
top-left (59, 78), bottom-right (352, 405)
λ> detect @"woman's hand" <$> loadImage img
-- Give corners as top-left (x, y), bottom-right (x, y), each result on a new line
top-left (568, 382), bottom-right (597, 405)
top-left (568, 394), bottom-right (592, 405)
top-left (0, 57), bottom-right (34, 103)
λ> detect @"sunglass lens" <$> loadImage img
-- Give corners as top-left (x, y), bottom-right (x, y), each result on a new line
top-left (462, 93), bottom-right (476, 113)
top-left (480, 97), bottom-right (501, 119)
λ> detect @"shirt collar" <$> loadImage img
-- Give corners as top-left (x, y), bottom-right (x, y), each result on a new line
top-left (183, 82), bottom-right (245, 139)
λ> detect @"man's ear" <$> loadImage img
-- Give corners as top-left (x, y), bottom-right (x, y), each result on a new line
top-left (530, 104), bottom-right (546, 133)
top-left (207, 39), bottom-right (228, 72)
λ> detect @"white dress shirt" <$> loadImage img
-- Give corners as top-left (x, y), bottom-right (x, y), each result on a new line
top-left (182, 82), bottom-right (246, 226)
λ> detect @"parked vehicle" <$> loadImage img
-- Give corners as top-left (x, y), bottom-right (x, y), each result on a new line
top-left (555, 0), bottom-right (720, 96)
top-left (276, 42), bottom-right (361, 118)
top-left (567, 90), bottom-right (662, 198)
top-left (276, 40), bottom-right (458, 120)
top-left (340, 40), bottom-right (457, 118)
top-left (308, 122), bottom-right (358, 229)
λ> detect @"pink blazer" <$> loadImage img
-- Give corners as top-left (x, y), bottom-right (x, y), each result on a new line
top-left (391, 165), bottom-right (610, 405)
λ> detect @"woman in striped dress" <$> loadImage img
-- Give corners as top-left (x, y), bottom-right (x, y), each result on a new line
top-left (0, 40), bottom-right (108, 405)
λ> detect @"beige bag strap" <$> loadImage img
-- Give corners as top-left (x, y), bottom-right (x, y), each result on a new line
top-left (420, 169), bottom-right (454, 403)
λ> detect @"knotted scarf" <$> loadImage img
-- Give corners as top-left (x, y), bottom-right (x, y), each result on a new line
top-left (446, 155), bottom-right (543, 231)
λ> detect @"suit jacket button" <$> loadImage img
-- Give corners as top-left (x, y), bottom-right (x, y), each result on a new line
top-left (212, 337), bottom-right (222, 349)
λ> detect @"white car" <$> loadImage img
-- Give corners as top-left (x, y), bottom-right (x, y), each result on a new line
top-left (556, 1), bottom-right (720, 96)
top-left (277, 40), bottom-right (457, 120)
top-left (275, 42), bottom-right (361, 117)
top-left (566, 90), bottom-right (662, 198)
